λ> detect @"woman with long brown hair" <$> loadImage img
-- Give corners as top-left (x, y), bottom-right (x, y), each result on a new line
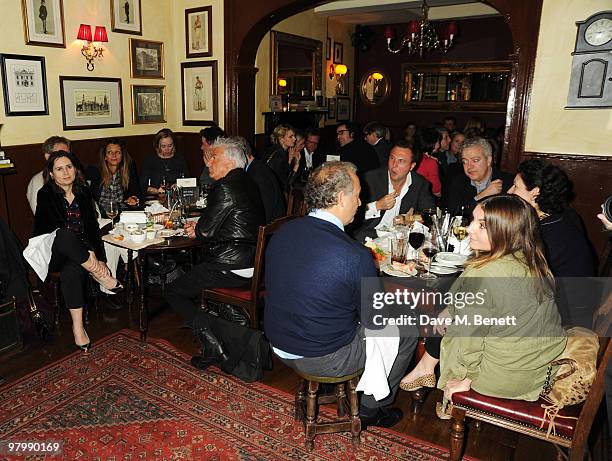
top-left (87, 139), bottom-right (141, 218)
top-left (399, 194), bottom-right (566, 410)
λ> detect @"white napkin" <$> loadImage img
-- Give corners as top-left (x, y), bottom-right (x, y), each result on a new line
top-left (144, 203), bottom-right (169, 214)
top-left (23, 230), bottom-right (58, 281)
top-left (448, 235), bottom-right (471, 255)
top-left (356, 325), bottom-right (400, 401)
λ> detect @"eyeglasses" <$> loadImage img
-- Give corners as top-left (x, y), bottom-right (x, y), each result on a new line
top-left (336, 130), bottom-right (349, 135)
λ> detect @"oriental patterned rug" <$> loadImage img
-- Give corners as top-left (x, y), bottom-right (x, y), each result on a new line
top-left (0, 330), bottom-right (469, 460)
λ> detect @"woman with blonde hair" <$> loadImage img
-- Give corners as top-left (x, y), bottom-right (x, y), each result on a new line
top-left (87, 139), bottom-right (141, 218)
top-left (400, 194), bottom-right (566, 412)
top-left (264, 124), bottom-right (296, 190)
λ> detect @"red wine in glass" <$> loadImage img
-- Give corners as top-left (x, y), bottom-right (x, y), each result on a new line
top-left (423, 246), bottom-right (439, 259)
top-left (409, 232), bottom-right (425, 250)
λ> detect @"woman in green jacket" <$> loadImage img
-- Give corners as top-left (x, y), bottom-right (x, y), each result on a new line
top-left (400, 194), bottom-right (566, 406)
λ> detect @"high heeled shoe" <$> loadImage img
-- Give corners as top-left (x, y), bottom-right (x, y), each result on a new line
top-left (399, 373), bottom-right (436, 392)
top-left (73, 328), bottom-right (91, 353)
top-left (82, 254), bottom-right (124, 294)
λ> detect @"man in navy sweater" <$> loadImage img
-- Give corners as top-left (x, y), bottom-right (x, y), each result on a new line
top-left (264, 161), bottom-right (417, 429)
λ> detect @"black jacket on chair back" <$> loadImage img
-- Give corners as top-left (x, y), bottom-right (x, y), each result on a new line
top-left (196, 168), bottom-right (265, 269)
top-left (33, 182), bottom-right (106, 261)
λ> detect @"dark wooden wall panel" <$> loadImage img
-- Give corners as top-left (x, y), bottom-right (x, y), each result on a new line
top-left (2, 132), bottom-right (202, 246)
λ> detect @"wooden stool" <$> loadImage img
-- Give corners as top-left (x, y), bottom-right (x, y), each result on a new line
top-left (294, 369), bottom-right (363, 451)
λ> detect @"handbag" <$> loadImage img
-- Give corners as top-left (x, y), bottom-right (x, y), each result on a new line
top-left (539, 326), bottom-right (599, 437)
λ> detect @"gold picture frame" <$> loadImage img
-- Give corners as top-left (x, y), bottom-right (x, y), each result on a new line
top-left (129, 39), bottom-right (164, 79)
top-left (21, 0), bottom-right (65, 47)
top-left (111, 0), bottom-right (142, 35)
top-left (131, 85), bottom-right (166, 124)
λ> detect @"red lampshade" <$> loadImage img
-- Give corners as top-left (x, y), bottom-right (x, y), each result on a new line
top-left (447, 21), bottom-right (458, 37)
top-left (408, 21), bottom-right (419, 36)
top-left (384, 26), bottom-right (395, 40)
top-left (77, 24), bottom-right (92, 42)
top-left (94, 26), bottom-right (108, 43)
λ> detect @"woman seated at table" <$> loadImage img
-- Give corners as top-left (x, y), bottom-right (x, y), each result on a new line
top-left (399, 194), bottom-right (566, 408)
top-left (263, 124), bottom-right (296, 191)
top-left (34, 151), bottom-right (122, 352)
top-left (140, 128), bottom-right (190, 195)
top-left (87, 138), bottom-right (141, 217)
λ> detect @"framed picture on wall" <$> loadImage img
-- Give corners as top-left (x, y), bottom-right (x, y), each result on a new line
top-left (131, 85), bottom-right (165, 124)
top-left (333, 42), bottom-right (343, 64)
top-left (21, 0), bottom-right (65, 47)
top-left (326, 37), bottom-right (331, 60)
top-left (129, 39), bottom-right (164, 78)
top-left (327, 97), bottom-right (336, 120)
top-left (0, 54), bottom-right (48, 116)
top-left (111, 0), bottom-right (142, 35)
top-left (185, 6), bottom-right (213, 58)
top-left (336, 97), bottom-right (350, 122)
top-left (181, 60), bottom-right (218, 126)
top-left (59, 76), bottom-right (123, 130)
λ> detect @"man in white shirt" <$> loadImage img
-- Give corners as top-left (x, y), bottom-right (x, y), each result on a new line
top-left (27, 136), bottom-right (70, 214)
top-left (353, 140), bottom-right (435, 241)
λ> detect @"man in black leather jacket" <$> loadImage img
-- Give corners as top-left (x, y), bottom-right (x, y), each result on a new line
top-left (164, 138), bottom-right (265, 328)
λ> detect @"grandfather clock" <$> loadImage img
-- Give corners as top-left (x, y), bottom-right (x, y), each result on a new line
top-left (566, 11), bottom-right (612, 108)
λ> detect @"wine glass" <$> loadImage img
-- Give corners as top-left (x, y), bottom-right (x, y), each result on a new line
top-left (107, 201), bottom-right (118, 229)
top-left (421, 239), bottom-right (440, 280)
top-left (422, 207), bottom-right (437, 228)
top-left (450, 215), bottom-right (469, 253)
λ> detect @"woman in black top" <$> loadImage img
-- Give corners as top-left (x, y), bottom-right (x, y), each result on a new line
top-left (34, 151), bottom-right (122, 352)
top-left (509, 159), bottom-right (596, 326)
top-left (140, 128), bottom-right (190, 195)
top-left (263, 124), bottom-right (296, 191)
top-left (87, 138), bottom-right (141, 218)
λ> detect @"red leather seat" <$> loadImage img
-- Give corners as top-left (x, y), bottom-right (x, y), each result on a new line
top-left (452, 390), bottom-right (581, 440)
top-left (212, 287), bottom-right (251, 302)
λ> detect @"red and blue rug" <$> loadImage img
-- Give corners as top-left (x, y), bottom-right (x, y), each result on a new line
top-left (0, 330), bottom-right (468, 460)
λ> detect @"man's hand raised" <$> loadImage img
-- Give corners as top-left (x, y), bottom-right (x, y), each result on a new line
top-left (376, 192), bottom-right (398, 211)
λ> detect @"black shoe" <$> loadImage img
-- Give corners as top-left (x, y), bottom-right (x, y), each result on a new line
top-left (190, 355), bottom-right (220, 370)
top-left (360, 407), bottom-right (404, 429)
top-left (194, 324), bottom-right (228, 362)
top-left (103, 294), bottom-right (124, 310)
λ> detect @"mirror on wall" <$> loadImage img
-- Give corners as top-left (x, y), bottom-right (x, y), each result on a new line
top-left (271, 31), bottom-right (322, 100)
top-left (359, 70), bottom-right (390, 105)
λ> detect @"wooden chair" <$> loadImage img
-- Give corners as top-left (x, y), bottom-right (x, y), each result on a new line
top-left (286, 187), bottom-right (308, 216)
top-left (448, 293), bottom-right (612, 461)
top-left (47, 272), bottom-right (97, 325)
top-left (200, 215), bottom-right (297, 329)
top-left (294, 369), bottom-right (363, 451)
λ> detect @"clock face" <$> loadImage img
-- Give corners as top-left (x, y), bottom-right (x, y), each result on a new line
top-left (585, 18), bottom-right (612, 46)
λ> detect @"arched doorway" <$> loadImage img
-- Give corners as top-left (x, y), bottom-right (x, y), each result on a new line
top-left (224, 0), bottom-right (543, 171)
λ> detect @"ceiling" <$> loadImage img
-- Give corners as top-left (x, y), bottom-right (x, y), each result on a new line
top-left (314, 0), bottom-right (500, 24)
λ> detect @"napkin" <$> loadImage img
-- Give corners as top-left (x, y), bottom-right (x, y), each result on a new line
top-left (145, 203), bottom-right (170, 214)
top-left (448, 235), bottom-right (471, 255)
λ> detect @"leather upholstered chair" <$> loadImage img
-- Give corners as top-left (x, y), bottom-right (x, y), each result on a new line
top-left (286, 188), bottom-right (308, 217)
top-left (448, 292), bottom-right (612, 461)
top-left (200, 215), bottom-right (297, 329)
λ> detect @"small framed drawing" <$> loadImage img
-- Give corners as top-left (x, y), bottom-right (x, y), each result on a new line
top-left (131, 85), bottom-right (165, 124)
top-left (185, 6), bottom-right (212, 58)
top-left (326, 38), bottom-right (331, 60)
top-left (336, 97), bottom-right (350, 122)
top-left (327, 97), bottom-right (336, 120)
top-left (269, 95), bottom-right (283, 111)
top-left (181, 60), bottom-right (218, 126)
top-left (129, 39), bottom-right (164, 79)
top-left (333, 42), bottom-right (343, 64)
top-left (0, 54), bottom-right (48, 116)
top-left (111, 0), bottom-right (142, 35)
top-left (21, 0), bottom-right (65, 47)
top-left (59, 76), bottom-right (123, 130)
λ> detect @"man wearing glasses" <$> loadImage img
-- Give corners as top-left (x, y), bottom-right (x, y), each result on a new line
top-left (336, 122), bottom-right (379, 174)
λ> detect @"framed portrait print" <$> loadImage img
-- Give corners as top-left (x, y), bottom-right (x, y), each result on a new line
top-left (185, 6), bottom-right (212, 58)
top-left (131, 85), bottom-right (165, 124)
top-left (326, 37), bottom-right (331, 60)
top-left (129, 39), bottom-right (164, 79)
top-left (59, 76), bottom-right (123, 130)
top-left (21, 0), bottom-right (65, 47)
top-left (111, 0), bottom-right (142, 35)
top-left (327, 97), bottom-right (336, 120)
top-left (181, 60), bottom-right (218, 126)
top-left (0, 54), bottom-right (48, 116)
top-left (336, 97), bottom-right (350, 122)
top-left (333, 42), bottom-right (343, 64)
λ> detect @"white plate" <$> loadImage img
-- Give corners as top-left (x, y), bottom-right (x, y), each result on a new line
top-left (153, 224), bottom-right (164, 231)
top-left (428, 265), bottom-right (460, 275)
top-left (145, 200), bottom-right (161, 206)
top-left (382, 264), bottom-right (417, 277)
top-left (436, 252), bottom-right (468, 266)
top-left (158, 229), bottom-right (177, 238)
top-left (376, 228), bottom-right (393, 238)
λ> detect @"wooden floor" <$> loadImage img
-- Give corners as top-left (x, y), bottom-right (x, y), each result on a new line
top-left (0, 292), bottom-right (606, 461)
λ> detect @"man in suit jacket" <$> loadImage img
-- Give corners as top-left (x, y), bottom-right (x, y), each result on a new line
top-left (337, 122), bottom-right (379, 174)
top-left (265, 161), bottom-right (417, 429)
top-left (352, 140), bottom-right (435, 241)
top-left (442, 137), bottom-right (513, 215)
top-left (364, 121), bottom-right (392, 167)
top-left (292, 127), bottom-right (326, 186)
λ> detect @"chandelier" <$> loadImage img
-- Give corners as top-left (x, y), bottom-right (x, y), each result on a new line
top-left (384, 0), bottom-right (457, 57)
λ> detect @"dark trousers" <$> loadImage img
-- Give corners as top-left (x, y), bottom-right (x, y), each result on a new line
top-left (164, 261), bottom-right (250, 325)
top-left (425, 335), bottom-right (442, 359)
top-left (48, 228), bottom-right (90, 309)
top-left (279, 325), bottom-right (418, 411)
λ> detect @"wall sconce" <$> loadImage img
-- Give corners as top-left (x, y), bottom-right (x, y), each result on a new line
top-left (277, 78), bottom-right (287, 93)
top-left (331, 64), bottom-right (348, 95)
top-left (77, 24), bottom-right (108, 71)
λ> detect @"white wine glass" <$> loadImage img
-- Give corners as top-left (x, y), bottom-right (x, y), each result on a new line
top-left (107, 201), bottom-right (119, 229)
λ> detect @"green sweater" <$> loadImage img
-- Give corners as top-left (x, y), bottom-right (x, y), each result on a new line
top-left (438, 254), bottom-right (567, 401)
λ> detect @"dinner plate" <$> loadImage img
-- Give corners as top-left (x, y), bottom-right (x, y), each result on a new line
top-left (153, 224), bottom-right (164, 230)
top-left (145, 200), bottom-right (161, 206)
top-left (436, 252), bottom-right (468, 266)
top-left (158, 229), bottom-right (177, 238)
top-left (382, 264), bottom-right (417, 277)
top-left (428, 265), bottom-right (460, 275)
